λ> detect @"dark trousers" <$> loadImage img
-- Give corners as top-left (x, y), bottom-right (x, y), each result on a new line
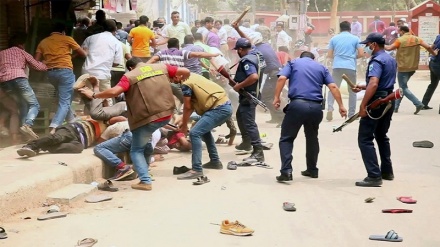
top-left (279, 99), bottom-right (323, 174)
top-left (110, 71), bottom-right (126, 88)
top-left (261, 75), bottom-right (284, 122)
top-left (422, 61), bottom-right (440, 106)
top-left (236, 102), bottom-right (261, 146)
top-left (358, 101), bottom-right (394, 178)
top-left (27, 125), bottom-right (83, 154)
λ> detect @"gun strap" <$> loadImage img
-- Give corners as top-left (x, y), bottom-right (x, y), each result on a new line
top-left (366, 102), bottom-right (392, 120)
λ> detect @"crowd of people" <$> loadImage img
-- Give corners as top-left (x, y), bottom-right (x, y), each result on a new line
top-left (1, 9), bottom-right (440, 194)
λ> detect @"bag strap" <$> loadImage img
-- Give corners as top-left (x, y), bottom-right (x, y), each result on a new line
top-left (255, 53), bottom-right (262, 98)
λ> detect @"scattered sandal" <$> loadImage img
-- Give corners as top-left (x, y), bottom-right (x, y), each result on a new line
top-left (283, 202), bottom-right (296, 212)
top-left (255, 162), bottom-right (273, 169)
top-left (369, 230), bottom-right (403, 242)
top-left (227, 161), bottom-right (237, 170)
top-left (76, 238), bottom-right (98, 247)
top-left (37, 212), bottom-right (67, 221)
top-left (97, 180), bottom-right (119, 192)
top-left (85, 195), bottom-right (113, 203)
top-left (193, 176), bottom-right (210, 185)
top-left (397, 196), bottom-right (417, 204)
top-left (365, 197), bottom-right (375, 203)
top-left (382, 209), bottom-right (413, 213)
top-left (0, 227), bottom-right (7, 239)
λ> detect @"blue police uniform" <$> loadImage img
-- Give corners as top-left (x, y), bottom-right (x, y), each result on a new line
top-left (422, 34), bottom-right (440, 107)
top-left (358, 49), bottom-right (397, 180)
top-left (255, 42), bottom-right (284, 123)
top-left (233, 40), bottom-right (266, 156)
top-left (277, 57), bottom-right (333, 176)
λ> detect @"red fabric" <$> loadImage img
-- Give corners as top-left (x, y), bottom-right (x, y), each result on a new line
top-left (276, 51), bottom-right (290, 66)
top-left (116, 75), bottom-right (130, 91)
top-left (167, 131), bottom-right (185, 146)
top-left (153, 115), bottom-right (171, 123)
top-left (0, 47), bottom-right (47, 82)
top-left (165, 64), bottom-right (178, 78)
top-left (116, 162), bottom-right (126, 170)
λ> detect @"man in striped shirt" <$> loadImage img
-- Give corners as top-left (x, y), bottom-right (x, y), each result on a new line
top-left (0, 34), bottom-right (48, 140)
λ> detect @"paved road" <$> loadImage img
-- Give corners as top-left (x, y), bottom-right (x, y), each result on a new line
top-left (1, 72), bottom-right (439, 247)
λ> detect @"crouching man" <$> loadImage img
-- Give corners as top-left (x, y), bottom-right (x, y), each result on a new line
top-left (174, 73), bottom-right (233, 180)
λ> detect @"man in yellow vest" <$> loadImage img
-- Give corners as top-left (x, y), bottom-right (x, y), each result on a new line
top-left (174, 73), bottom-right (233, 180)
top-left (79, 58), bottom-right (190, 191)
top-left (385, 26), bottom-right (437, 114)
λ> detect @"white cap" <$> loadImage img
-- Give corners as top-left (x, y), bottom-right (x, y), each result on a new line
top-left (400, 18), bottom-right (407, 22)
top-left (248, 32), bottom-right (263, 45)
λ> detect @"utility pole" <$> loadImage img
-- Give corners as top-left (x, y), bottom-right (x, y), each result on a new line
top-left (286, 0), bottom-right (300, 42)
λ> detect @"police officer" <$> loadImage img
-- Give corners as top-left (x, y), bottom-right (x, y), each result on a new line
top-left (273, 51), bottom-right (347, 182)
top-left (353, 33), bottom-right (397, 187)
top-left (232, 33), bottom-right (266, 162)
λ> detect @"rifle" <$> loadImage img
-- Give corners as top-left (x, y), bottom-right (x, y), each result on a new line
top-left (333, 88), bottom-right (403, 132)
top-left (211, 62), bottom-right (269, 112)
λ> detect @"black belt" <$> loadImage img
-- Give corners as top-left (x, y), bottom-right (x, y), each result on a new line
top-left (290, 98), bottom-right (322, 103)
top-left (47, 68), bottom-right (70, 71)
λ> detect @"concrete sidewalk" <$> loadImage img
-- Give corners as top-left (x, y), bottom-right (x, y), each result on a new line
top-left (0, 146), bottom-right (103, 221)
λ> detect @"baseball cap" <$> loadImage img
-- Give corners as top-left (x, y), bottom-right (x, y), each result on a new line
top-left (233, 38), bottom-right (252, 50)
top-left (359, 33), bottom-right (385, 45)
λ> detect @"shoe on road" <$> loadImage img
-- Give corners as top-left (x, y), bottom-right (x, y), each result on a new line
top-left (220, 220), bottom-right (254, 236)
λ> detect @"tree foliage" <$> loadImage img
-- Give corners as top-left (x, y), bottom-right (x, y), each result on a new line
top-left (187, 0), bottom-right (220, 12)
top-left (227, 0), bottom-right (283, 12)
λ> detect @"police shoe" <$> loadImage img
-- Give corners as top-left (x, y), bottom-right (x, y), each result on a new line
top-left (355, 177), bottom-right (383, 187)
top-left (235, 141), bottom-right (252, 151)
top-left (202, 160), bottom-right (223, 170)
top-left (276, 173), bottom-right (293, 182)
top-left (301, 170), bottom-right (318, 178)
top-left (381, 173), bottom-right (395, 181)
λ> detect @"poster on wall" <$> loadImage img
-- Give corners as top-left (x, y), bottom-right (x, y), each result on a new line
top-left (103, 0), bottom-right (127, 12)
top-left (418, 16), bottom-right (439, 65)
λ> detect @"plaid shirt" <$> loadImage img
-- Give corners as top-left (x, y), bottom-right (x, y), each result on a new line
top-left (0, 47), bottom-right (47, 82)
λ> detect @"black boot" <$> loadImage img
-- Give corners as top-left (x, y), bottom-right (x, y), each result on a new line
top-left (243, 146), bottom-right (264, 162)
top-left (355, 177), bottom-right (383, 187)
top-left (235, 138), bottom-right (252, 151)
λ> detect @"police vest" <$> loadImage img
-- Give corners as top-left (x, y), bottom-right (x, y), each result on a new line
top-left (234, 51), bottom-right (266, 95)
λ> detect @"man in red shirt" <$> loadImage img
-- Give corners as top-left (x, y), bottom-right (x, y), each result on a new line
top-left (368, 16), bottom-right (385, 34)
top-left (79, 58), bottom-right (190, 191)
top-left (0, 34), bottom-right (48, 139)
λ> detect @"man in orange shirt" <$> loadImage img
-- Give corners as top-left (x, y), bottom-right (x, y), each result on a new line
top-left (128, 15), bottom-right (156, 62)
top-left (35, 22), bottom-right (86, 133)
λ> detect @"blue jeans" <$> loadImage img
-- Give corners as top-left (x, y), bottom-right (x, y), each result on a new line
top-left (395, 71), bottom-right (422, 109)
top-left (189, 104), bottom-right (232, 172)
top-left (47, 69), bottom-right (75, 128)
top-left (328, 68), bottom-right (357, 117)
top-left (1, 77), bottom-right (40, 126)
top-left (130, 119), bottom-right (169, 184)
top-left (94, 130), bottom-right (132, 167)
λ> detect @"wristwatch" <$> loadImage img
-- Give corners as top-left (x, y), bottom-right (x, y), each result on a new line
top-left (92, 92), bottom-right (96, 99)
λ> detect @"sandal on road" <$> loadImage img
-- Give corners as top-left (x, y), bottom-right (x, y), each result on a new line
top-left (255, 162), bottom-right (273, 169)
top-left (37, 212), bottom-right (67, 221)
top-left (369, 230), bottom-right (403, 242)
top-left (76, 238), bottom-right (98, 247)
top-left (382, 209), bottom-right (413, 213)
top-left (97, 180), bottom-right (119, 192)
top-left (283, 202), bottom-right (296, 212)
top-left (193, 176), bottom-right (210, 185)
top-left (0, 227), bottom-right (7, 239)
top-left (397, 196), bottom-right (417, 204)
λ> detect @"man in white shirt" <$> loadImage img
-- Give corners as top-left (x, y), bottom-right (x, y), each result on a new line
top-left (82, 20), bottom-right (122, 105)
top-left (276, 24), bottom-right (292, 50)
top-left (159, 11), bottom-right (191, 47)
top-left (215, 20), bottom-right (229, 56)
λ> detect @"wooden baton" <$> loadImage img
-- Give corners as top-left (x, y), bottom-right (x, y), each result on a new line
top-left (342, 74), bottom-right (356, 88)
top-left (233, 6), bottom-right (251, 24)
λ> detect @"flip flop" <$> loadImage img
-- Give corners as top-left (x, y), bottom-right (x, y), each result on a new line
top-left (365, 197), bottom-right (375, 203)
top-left (397, 196), bottom-right (417, 204)
top-left (283, 202), bottom-right (296, 212)
top-left (227, 161), bottom-right (237, 170)
top-left (37, 212), bottom-right (67, 221)
top-left (76, 238), bottom-right (98, 247)
top-left (255, 162), bottom-right (273, 169)
top-left (262, 143), bottom-right (273, 150)
top-left (382, 209), bottom-right (413, 213)
top-left (215, 136), bottom-right (229, 144)
top-left (0, 227), bottom-right (7, 239)
top-left (369, 230), bottom-right (403, 242)
top-left (412, 140), bottom-right (434, 148)
top-left (85, 195), bottom-right (113, 203)
top-left (193, 176), bottom-right (210, 185)
top-left (97, 180), bottom-right (119, 192)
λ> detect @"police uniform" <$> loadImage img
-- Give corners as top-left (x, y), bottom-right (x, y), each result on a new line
top-left (233, 38), bottom-right (266, 161)
top-left (276, 56), bottom-right (333, 181)
top-left (357, 33), bottom-right (397, 187)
